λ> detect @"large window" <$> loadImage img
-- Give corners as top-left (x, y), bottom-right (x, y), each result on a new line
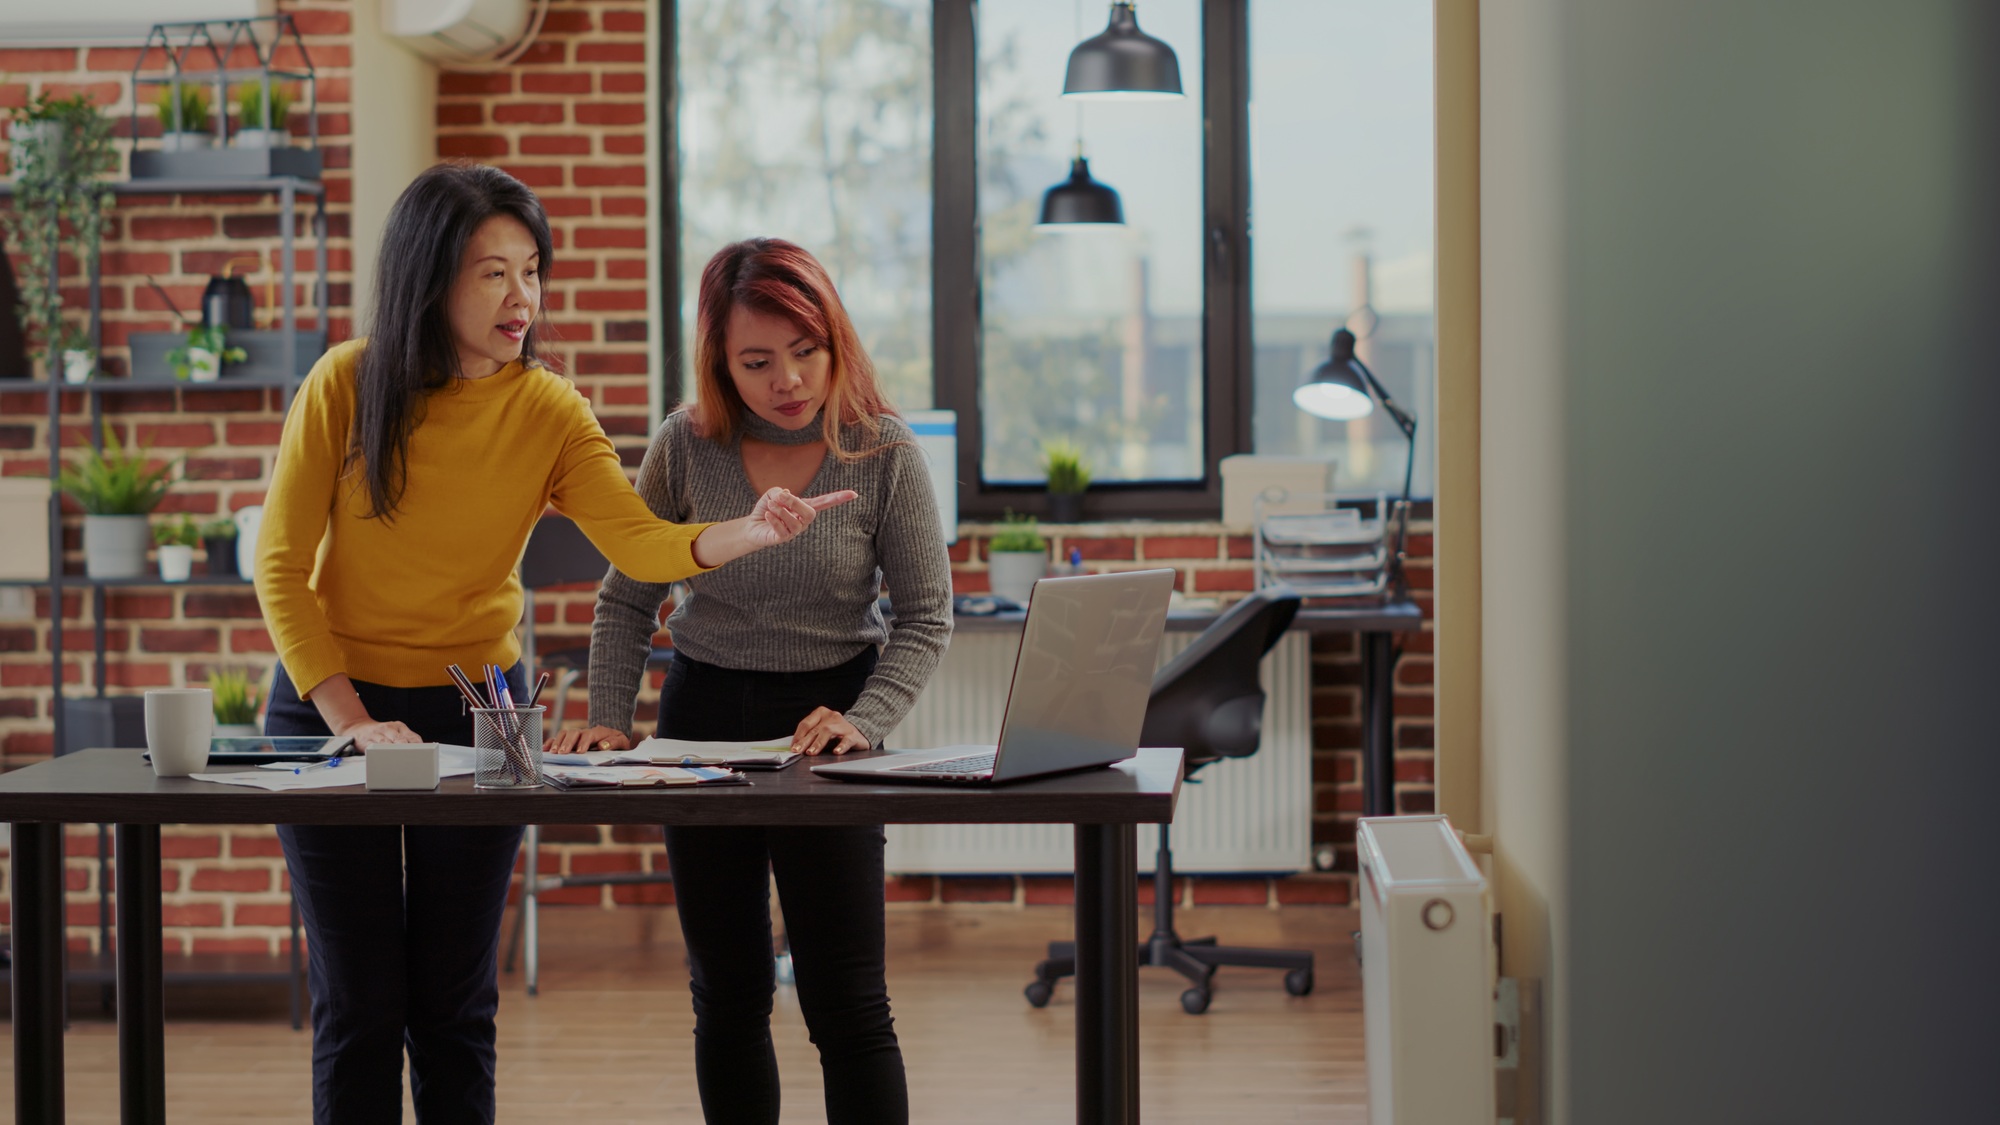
top-left (976, 0), bottom-right (1205, 484)
top-left (1249, 0), bottom-right (1436, 497)
top-left (674, 0), bottom-right (933, 411)
top-left (662, 1), bottom-right (1438, 514)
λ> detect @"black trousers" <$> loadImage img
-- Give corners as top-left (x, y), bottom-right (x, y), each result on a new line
top-left (658, 649), bottom-right (908, 1125)
top-left (267, 663), bottom-right (526, 1125)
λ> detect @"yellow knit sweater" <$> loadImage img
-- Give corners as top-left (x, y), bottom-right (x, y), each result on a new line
top-left (255, 339), bottom-right (710, 696)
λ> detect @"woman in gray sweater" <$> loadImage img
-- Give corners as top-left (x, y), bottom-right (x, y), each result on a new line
top-left (550, 238), bottom-right (951, 1124)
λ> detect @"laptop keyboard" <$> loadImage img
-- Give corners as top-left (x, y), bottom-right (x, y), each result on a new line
top-left (890, 752), bottom-right (996, 775)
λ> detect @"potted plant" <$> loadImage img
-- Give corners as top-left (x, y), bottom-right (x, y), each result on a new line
top-left (2, 92), bottom-right (114, 380)
top-left (55, 321), bottom-right (95, 384)
top-left (986, 510), bottom-right (1048, 606)
top-left (1041, 440), bottom-right (1093, 524)
top-left (199, 516), bottom-right (239, 576)
top-left (233, 82), bottom-right (294, 149)
top-left (152, 83), bottom-right (214, 152)
top-left (165, 323), bottom-right (246, 382)
top-left (208, 666), bottom-right (262, 736)
top-left (153, 514), bottom-right (199, 582)
top-left (56, 425), bottom-right (177, 579)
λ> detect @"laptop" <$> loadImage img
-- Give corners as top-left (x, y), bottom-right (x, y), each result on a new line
top-left (812, 568), bottom-right (1175, 785)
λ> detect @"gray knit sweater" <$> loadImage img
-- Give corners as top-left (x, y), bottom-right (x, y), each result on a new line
top-left (586, 410), bottom-right (953, 744)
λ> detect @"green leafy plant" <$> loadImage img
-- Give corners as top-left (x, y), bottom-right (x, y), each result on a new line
top-left (54, 319), bottom-right (93, 357)
top-left (198, 516), bottom-right (239, 540)
top-left (3, 91), bottom-right (115, 371)
top-left (1040, 440), bottom-right (1093, 495)
top-left (233, 82), bottom-right (294, 131)
top-left (152, 83), bottom-right (212, 134)
top-left (208, 666), bottom-right (262, 726)
top-left (989, 509), bottom-right (1046, 554)
top-left (164, 323), bottom-right (248, 381)
top-left (56, 424), bottom-right (177, 516)
top-left (152, 514), bottom-right (200, 547)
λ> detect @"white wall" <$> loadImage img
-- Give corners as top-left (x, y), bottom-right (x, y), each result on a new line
top-left (1478, 1), bottom-right (2000, 1121)
top-left (1477, 0), bottom-right (1569, 1119)
top-left (348, 0), bottom-right (438, 331)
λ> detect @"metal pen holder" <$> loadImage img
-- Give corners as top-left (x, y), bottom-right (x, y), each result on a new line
top-left (471, 705), bottom-right (545, 790)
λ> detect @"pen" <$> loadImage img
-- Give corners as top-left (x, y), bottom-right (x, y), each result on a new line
top-left (527, 671), bottom-right (550, 708)
top-left (293, 757), bottom-right (346, 776)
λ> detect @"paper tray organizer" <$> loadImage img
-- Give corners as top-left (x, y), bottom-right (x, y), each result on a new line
top-left (1253, 491), bottom-right (1397, 599)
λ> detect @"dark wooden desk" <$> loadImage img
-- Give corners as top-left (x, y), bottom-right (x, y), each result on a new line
top-left (0, 747), bottom-right (1182, 1125)
top-left (956, 599), bottom-right (1426, 816)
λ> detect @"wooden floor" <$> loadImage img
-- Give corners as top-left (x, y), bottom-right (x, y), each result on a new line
top-left (0, 905), bottom-right (1366, 1122)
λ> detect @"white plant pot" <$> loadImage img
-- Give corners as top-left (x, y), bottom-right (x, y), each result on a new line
top-left (62, 349), bottom-right (95, 384)
top-left (83, 515), bottom-right (151, 580)
top-left (233, 128), bottom-right (290, 149)
top-left (234, 505), bottom-right (263, 580)
top-left (159, 132), bottom-right (214, 152)
top-left (157, 544), bottom-right (194, 582)
top-left (187, 347), bottom-right (221, 382)
top-left (987, 550), bottom-right (1048, 606)
top-left (213, 723), bottom-right (260, 737)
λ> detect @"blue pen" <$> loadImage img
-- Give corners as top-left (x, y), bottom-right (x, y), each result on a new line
top-left (293, 756), bottom-right (345, 776)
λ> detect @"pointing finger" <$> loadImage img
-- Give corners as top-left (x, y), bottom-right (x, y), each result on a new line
top-left (805, 490), bottom-right (859, 511)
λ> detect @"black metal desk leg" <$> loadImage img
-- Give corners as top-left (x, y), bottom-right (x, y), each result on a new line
top-left (11, 821), bottom-right (67, 1124)
top-left (1074, 823), bottom-right (1139, 1125)
top-left (114, 824), bottom-right (165, 1124)
top-left (1362, 630), bottom-right (1398, 817)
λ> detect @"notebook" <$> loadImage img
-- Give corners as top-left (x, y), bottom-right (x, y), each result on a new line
top-left (547, 738), bottom-right (801, 771)
top-left (540, 764), bottom-right (749, 790)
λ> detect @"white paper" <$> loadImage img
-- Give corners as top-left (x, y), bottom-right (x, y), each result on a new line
top-left (548, 738), bottom-right (794, 767)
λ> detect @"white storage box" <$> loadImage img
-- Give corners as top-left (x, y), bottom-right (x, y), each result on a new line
top-left (0, 478), bottom-right (50, 581)
top-left (1358, 815), bottom-right (1493, 1125)
top-left (363, 742), bottom-right (439, 790)
top-left (1218, 455), bottom-right (1335, 531)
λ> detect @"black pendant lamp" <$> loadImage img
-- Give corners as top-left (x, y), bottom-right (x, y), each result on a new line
top-left (1063, 2), bottom-right (1184, 101)
top-left (1038, 152), bottom-right (1124, 228)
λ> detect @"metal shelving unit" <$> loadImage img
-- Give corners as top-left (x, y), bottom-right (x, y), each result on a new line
top-left (1, 171), bottom-right (321, 1020)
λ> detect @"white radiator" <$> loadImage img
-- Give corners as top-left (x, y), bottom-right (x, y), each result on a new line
top-left (1358, 816), bottom-right (1494, 1125)
top-left (881, 629), bottom-right (1313, 874)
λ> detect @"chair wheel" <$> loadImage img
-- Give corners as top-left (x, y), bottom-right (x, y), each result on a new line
top-left (1284, 968), bottom-right (1314, 996)
top-left (1180, 987), bottom-right (1211, 1015)
top-left (1024, 979), bottom-right (1055, 1008)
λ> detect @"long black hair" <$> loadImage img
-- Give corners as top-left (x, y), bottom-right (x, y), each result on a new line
top-left (350, 162), bottom-right (554, 520)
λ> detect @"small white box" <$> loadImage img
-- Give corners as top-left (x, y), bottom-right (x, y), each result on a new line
top-left (363, 742), bottom-right (439, 790)
top-left (1219, 455), bottom-right (1336, 531)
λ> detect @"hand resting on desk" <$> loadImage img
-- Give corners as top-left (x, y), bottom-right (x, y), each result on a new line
top-left (545, 724), bottom-right (632, 755)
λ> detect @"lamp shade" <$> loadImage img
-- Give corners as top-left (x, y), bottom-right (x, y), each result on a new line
top-left (1293, 328), bottom-right (1376, 420)
top-left (1038, 157), bottom-right (1125, 227)
top-left (1062, 2), bottom-right (1183, 101)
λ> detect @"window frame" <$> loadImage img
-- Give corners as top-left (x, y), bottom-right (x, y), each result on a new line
top-left (659, 0), bottom-right (1257, 520)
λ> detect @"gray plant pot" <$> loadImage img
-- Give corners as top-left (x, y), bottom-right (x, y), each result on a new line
top-left (83, 515), bottom-right (151, 579)
top-left (987, 550), bottom-right (1047, 606)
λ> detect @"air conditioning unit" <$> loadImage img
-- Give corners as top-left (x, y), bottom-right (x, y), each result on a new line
top-left (1358, 815), bottom-right (1495, 1125)
top-left (382, 0), bottom-right (546, 68)
top-left (0, 0), bottom-right (271, 45)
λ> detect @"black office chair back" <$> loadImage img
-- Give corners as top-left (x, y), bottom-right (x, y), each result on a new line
top-left (521, 515), bottom-right (610, 589)
top-left (1137, 587), bottom-right (1301, 773)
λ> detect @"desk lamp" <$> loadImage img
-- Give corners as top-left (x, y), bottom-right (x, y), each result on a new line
top-left (1292, 327), bottom-right (1418, 593)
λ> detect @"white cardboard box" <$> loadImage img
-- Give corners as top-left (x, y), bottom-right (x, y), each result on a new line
top-left (1218, 455), bottom-right (1336, 531)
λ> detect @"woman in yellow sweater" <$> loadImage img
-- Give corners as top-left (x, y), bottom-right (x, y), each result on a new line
top-left (254, 162), bottom-right (852, 1125)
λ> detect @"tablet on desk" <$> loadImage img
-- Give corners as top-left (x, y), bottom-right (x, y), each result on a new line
top-left (143, 735), bottom-right (354, 766)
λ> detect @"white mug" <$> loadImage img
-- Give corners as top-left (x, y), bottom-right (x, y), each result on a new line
top-left (145, 688), bottom-right (214, 778)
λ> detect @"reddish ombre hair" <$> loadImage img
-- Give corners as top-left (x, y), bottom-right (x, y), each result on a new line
top-left (684, 238), bottom-right (896, 460)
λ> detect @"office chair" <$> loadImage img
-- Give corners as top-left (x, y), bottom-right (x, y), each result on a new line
top-left (504, 515), bottom-right (678, 995)
top-left (1023, 587), bottom-right (1313, 1015)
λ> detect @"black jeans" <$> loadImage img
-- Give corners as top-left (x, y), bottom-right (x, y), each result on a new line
top-left (658, 649), bottom-right (908, 1125)
top-left (267, 663), bottom-right (526, 1125)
